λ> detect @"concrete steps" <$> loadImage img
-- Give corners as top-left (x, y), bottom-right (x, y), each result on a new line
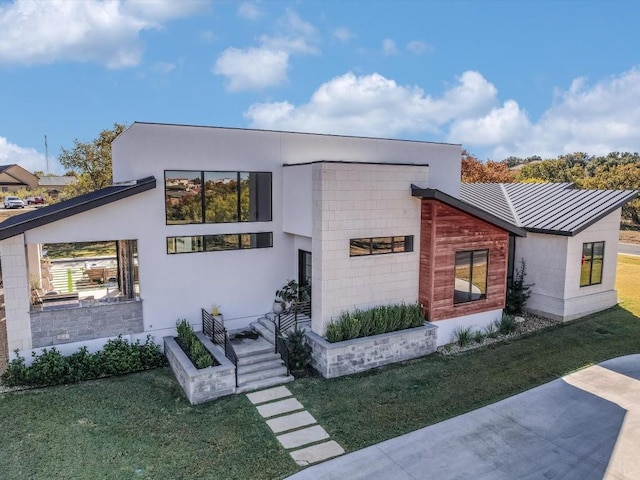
top-left (231, 329), bottom-right (292, 394)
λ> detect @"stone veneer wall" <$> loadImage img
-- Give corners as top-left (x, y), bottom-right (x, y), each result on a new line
top-left (164, 333), bottom-right (236, 404)
top-left (305, 323), bottom-right (438, 378)
top-left (311, 162), bottom-right (428, 336)
top-left (30, 300), bottom-right (144, 348)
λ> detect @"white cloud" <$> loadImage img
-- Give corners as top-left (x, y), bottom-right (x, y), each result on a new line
top-left (0, 137), bottom-right (49, 173)
top-left (237, 2), bottom-right (261, 20)
top-left (382, 38), bottom-right (398, 56)
top-left (406, 40), bottom-right (433, 55)
top-left (451, 68), bottom-right (640, 159)
top-left (213, 47), bottom-right (288, 91)
top-left (332, 27), bottom-right (355, 43)
top-left (245, 70), bottom-right (498, 137)
top-left (214, 9), bottom-right (318, 91)
top-left (0, 0), bottom-right (207, 68)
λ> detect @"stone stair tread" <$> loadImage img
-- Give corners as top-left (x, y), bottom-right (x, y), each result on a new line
top-left (246, 386), bottom-right (292, 405)
top-left (236, 375), bottom-right (294, 394)
top-left (237, 352), bottom-right (280, 366)
top-left (277, 425), bottom-right (330, 450)
top-left (266, 410), bottom-right (316, 434)
top-left (289, 440), bottom-right (345, 466)
top-left (232, 336), bottom-right (274, 357)
top-left (253, 323), bottom-right (276, 345)
top-left (238, 366), bottom-right (288, 385)
top-left (256, 397), bottom-right (304, 418)
top-left (257, 317), bottom-right (276, 333)
top-left (237, 359), bottom-right (285, 375)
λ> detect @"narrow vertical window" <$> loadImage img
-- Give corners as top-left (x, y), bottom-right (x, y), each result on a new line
top-left (580, 241), bottom-right (604, 286)
top-left (165, 171), bottom-right (202, 224)
top-left (454, 250), bottom-right (488, 304)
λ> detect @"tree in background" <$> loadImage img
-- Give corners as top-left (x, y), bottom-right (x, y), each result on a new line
top-left (58, 123), bottom-right (127, 197)
top-left (515, 159), bottom-right (585, 183)
top-left (461, 151), bottom-right (515, 183)
top-left (581, 163), bottom-right (640, 223)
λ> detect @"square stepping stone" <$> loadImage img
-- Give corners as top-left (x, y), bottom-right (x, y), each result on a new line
top-left (266, 410), bottom-right (316, 434)
top-left (289, 440), bottom-right (345, 466)
top-left (256, 398), bottom-right (304, 418)
top-left (277, 425), bottom-right (330, 449)
top-left (246, 386), bottom-right (292, 405)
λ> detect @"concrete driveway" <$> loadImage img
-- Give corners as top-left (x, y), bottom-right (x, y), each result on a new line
top-left (286, 355), bottom-right (640, 480)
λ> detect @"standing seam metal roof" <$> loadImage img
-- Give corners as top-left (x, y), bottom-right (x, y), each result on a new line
top-left (460, 182), bottom-right (638, 236)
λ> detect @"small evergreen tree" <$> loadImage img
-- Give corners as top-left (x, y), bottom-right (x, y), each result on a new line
top-left (505, 259), bottom-right (533, 315)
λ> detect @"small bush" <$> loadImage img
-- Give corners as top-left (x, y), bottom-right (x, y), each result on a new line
top-left (484, 322), bottom-right (499, 339)
top-left (325, 303), bottom-right (426, 343)
top-left (452, 326), bottom-right (473, 347)
top-left (472, 330), bottom-right (487, 344)
top-left (175, 319), bottom-right (214, 369)
top-left (505, 259), bottom-right (534, 314)
top-left (0, 335), bottom-right (166, 387)
top-left (495, 312), bottom-right (519, 335)
top-left (285, 328), bottom-right (312, 371)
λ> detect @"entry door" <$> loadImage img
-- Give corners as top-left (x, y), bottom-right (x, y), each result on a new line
top-left (298, 250), bottom-right (312, 310)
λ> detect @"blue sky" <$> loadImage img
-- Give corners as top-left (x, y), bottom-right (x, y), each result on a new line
top-left (1, 0), bottom-right (639, 174)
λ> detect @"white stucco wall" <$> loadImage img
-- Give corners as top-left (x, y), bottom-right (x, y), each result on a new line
top-left (434, 308), bottom-right (504, 347)
top-left (516, 209), bottom-right (622, 321)
top-left (311, 162), bottom-right (428, 335)
top-left (0, 235), bottom-right (32, 351)
top-left (282, 164), bottom-right (312, 236)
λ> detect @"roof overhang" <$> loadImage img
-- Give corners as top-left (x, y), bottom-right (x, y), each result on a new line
top-left (411, 185), bottom-right (527, 237)
top-left (0, 176), bottom-right (156, 241)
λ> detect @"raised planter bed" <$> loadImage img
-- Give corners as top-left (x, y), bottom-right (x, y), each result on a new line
top-left (305, 323), bottom-right (438, 378)
top-left (164, 332), bottom-right (235, 405)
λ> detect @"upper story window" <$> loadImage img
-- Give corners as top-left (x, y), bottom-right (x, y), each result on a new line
top-left (454, 250), bottom-right (488, 304)
top-left (165, 170), bottom-right (272, 225)
top-left (349, 236), bottom-right (414, 257)
top-left (580, 241), bottom-right (604, 287)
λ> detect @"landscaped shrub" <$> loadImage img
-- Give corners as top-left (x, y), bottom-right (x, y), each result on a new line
top-left (0, 335), bottom-right (166, 387)
top-left (484, 322), bottom-right (499, 339)
top-left (494, 312), bottom-right (519, 335)
top-left (175, 319), bottom-right (215, 369)
top-left (505, 259), bottom-right (534, 314)
top-left (325, 303), bottom-right (426, 343)
top-left (284, 328), bottom-right (312, 371)
top-left (452, 326), bottom-right (473, 347)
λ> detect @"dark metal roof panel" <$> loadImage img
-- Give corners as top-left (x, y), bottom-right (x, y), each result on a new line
top-left (412, 186), bottom-right (527, 236)
top-left (0, 176), bottom-right (156, 241)
top-left (459, 183), bottom-right (516, 224)
top-left (461, 182), bottom-right (637, 236)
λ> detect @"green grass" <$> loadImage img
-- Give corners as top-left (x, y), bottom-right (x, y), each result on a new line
top-left (0, 369), bottom-right (297, 480)
top-left (1, 257), bottom-right (639, 479)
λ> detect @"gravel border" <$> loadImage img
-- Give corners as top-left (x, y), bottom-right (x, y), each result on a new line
top-left (437, 313), bottom-right (561, 356)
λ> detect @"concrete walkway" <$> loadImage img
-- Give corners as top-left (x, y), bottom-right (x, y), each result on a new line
top-left (286, 354), bottom-right (640, 480)
top-left (246, 386), bottom-right (344, 466)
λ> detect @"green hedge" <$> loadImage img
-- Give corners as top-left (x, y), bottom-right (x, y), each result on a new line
top-left (326, 303), bottom-right (426, 343)
top-left (175, 319), bottom-right (216, 369)
top-left (1, 335), bottom-right (166, 387)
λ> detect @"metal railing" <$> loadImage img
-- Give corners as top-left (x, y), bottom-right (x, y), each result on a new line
top-left (202, 308), bottom-right (238, 387)
top-left (274, 323), bottom-right (290, 376)
top-left (276, 300), bottom-right (311, 333)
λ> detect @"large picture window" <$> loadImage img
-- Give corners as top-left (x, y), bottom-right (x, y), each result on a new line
top-left (580, 241), bottom-right (604, 287)
top-left (349, 236), bottom-right (414, 257)
top-left (167, 232), bottom-right (273, 254)
top-left (165, 171), bottom-right (272, 225)
top-left (454, 250), bottom-right (488, 304)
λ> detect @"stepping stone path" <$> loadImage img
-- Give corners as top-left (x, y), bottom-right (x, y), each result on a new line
top-left (246, 385), bottom-right (345, 466)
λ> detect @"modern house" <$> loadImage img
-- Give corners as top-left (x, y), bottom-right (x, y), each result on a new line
top-left (0, 123), bottom-right (636, 381)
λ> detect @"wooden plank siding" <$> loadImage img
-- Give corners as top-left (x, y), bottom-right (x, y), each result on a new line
top-left (419, 199), bottom-right (509, 321)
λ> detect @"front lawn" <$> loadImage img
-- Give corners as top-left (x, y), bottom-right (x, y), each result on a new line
top-left (1, 257), bottom-right (639, 479)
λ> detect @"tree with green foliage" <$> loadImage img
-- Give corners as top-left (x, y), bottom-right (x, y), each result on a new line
top-left (516, 159), bottom-right (585, 183)
top-left (581, 163), bottom-right (640, 223)
top-left (58, 123), bottom-right (127, 197)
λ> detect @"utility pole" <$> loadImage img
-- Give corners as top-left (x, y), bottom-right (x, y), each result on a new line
top-left (44, 135), bottom-right (50, 174)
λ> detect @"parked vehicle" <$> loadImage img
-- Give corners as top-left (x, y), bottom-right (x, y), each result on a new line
top-left (26, 196), bottom-right (45, 205)
top-left (3, 196), bottom-right (25, 209)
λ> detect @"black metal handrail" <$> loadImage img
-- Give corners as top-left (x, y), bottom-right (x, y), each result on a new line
top-left (277, 300), bottom-right (311, 333)
top-left (274, 323), bottom-right (290, 376)
top-left (202, 308), bottom-right (238, 387)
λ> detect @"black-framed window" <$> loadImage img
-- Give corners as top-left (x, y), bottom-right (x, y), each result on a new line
top-left (165, 170), bottom-right (272, 225)
top-left (580, 241), bottom-right (604, 287)
top-left (167, 232), bottom-right (273, 254)
top-left (454, 250), bottom-right (488, 304)
top-left (349, 236), bottom-right (413, 257)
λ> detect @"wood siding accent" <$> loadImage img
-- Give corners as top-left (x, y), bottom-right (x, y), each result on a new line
top-left (419, 200), bottom-right (508, 322)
